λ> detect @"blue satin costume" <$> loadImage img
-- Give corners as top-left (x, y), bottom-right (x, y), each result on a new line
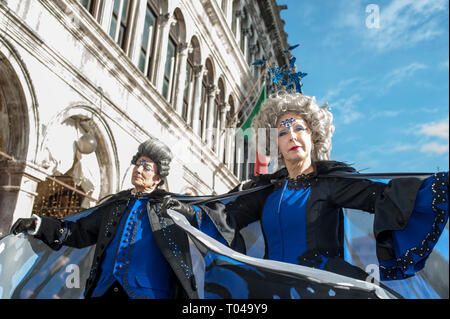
top-left (259, 173), bottom-right (448, 281)
top-left (91, 197), bottom-right (173, 298)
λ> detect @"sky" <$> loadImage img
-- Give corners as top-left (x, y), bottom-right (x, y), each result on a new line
top-left (277, 0), bottom-right (449, 173)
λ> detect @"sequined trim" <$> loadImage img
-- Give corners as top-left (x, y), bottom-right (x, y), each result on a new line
top-left (154, 203), bottom-right (193, 280)
top-left (273, 174), bottom-right (313, 190)
top-left (380, 172), bottom-right (449, 280)
top-left (297, 249), bottom-right (334, 269)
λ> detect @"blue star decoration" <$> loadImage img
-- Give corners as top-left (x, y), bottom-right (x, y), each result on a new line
top-left (280, 117), bottom-right (296, 128)
top-left (252, 44), bottom-right (307, 94)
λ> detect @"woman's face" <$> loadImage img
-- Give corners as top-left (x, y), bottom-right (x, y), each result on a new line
top-left (277, 113), bottom-right (313, 164)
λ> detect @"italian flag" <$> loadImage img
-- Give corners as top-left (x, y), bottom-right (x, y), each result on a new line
top-left (237, 86), bottom-right (269, 176)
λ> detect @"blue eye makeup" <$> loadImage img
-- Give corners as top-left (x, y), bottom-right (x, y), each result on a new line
top-left (135, 160), bottom-right (154, 172)
top-left (294, 124), bottom-right (306, 131)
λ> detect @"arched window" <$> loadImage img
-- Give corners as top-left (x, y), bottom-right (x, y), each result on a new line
top-left (162, 36), bottom-right (177, 100)
top-left (183, 53), bottom-right (193, 122)
top-left (240, 8), bottom-right (248, 53)
top-left (213, 78), bottom-right (226, 154)
top-left (231, 0), bottom-right (239, 37)
top-left (200, 59), bottom-right (214, 141)
top-left (185, 37), bottom-right (201, 127)
top-left (138, 1), bottom-right (158, 79)
top-left (109, 0), bottom-right (133, 51)
top-left (247, 26), bottom-right (255, 65)
top-left (162, 9), bottom-right (186, 103)
top-left (200, 73), bottom-right (208, 140)
top-left (0, 88), bottom-right (6, 153)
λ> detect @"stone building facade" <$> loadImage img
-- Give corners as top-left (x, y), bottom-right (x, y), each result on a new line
top-left (0, 0), bottom-right (289, 237)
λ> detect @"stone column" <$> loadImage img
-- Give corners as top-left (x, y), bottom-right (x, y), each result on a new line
top-left (174, 43), bottom-right (190, 115)
top-left (130, 0), bottom-right (148, 66)
top-left (225, 0), bottom-right (233, 26)
top-left (206, 85), bottom-right (217, 149)
top-left (242, 27), bottom-right (250, 62)
top-left (234, 9), bottom-right (242, 41)
top-left (99, 0), bottom-right (115, 34)
top-left (153, 13), bottom-right (176, 91)
top-left (191, 65), bottom-right (205, 136)
top-left (249, 44), bottom-right (257, 70)
top-left (0, 161), bottom-right (46, 238)
top-left (218, 103), bottom-right (230, 161)
top-left (226, 121), bottom-right (237, 172)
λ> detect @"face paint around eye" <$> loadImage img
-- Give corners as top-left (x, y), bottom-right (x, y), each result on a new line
top-left (294, 124), bottom-right (306, 131)
top-left (136, 160), bottom-right (155, 172)
top-left (278, 130), bottom-right (288, 137)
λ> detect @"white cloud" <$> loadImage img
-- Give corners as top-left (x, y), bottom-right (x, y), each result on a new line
top-left (383, 62), bottom-right (427, 90)
top-left (420, 142), bottom-right (449, 154)
top-left (329, 93), bottom-right (364, 124)
top-left (327, 0), bottom-right (449, 52)
top-left (320, 77), bottom-right (363, 103)
top-left (369, 110), bottom-right (402, 120)
top-left (438, 60), bottom-right (449, 70)
top-left (419, 119), bottom-right (449, 139)
top-left (364, 0), bottom-right (449, 51)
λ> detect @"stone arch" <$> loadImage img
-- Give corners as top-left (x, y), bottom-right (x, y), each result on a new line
top-left (0, 36), bottom-right (38, 163)
top-left (204, 57), bottom-right (215, 85)
top-left (38, 105), bottom-right (120, 203)
top-left (189, 35), bottom-right (202, 66)
top-left (0, 37), bottom-right (40, 237)
top-left (172, 7), bottom-right (186, 44)
top-left (217, 77), bottom-right (226, 104)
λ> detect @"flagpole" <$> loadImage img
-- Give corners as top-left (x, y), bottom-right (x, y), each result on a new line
top-left (226, 63), bottom-right (270, 129)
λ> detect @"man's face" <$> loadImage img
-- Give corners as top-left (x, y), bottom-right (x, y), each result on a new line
top-left (131, 156), bottom-right (161, 191)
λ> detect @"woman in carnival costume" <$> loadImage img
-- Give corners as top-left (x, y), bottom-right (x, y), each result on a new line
top-left (165, 90), bottom-right (449, 298)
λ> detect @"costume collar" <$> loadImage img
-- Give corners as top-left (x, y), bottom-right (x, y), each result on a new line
top-left (253, 160), bottom-right (356, 185)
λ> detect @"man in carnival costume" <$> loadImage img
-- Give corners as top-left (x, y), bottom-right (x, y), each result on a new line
top-left (10, 137), bottom-right (197, 299)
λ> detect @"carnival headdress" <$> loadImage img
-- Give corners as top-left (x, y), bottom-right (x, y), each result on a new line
top-left (252, 44), bottom-right (307, 94)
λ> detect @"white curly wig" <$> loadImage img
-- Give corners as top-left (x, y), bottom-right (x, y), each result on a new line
top-left (251, 91), bottom-right (334, 165)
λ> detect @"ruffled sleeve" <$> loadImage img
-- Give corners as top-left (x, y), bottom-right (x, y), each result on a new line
top-left (376, 172), bottom-right (449, 280)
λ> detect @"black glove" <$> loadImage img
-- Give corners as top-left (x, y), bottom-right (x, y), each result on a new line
top-left (161, 197), bottom-right (196, 222)
top-left (10, 217), bottom-right (37, 235)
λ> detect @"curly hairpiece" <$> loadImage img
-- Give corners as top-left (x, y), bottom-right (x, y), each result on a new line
top-left (131, 138), bottom-right (173, 186)
top-left (251, 91), bottom-right (334, 166)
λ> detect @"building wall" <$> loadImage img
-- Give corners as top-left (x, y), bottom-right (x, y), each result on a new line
top-left (0, 0), bottom-right (288, 237)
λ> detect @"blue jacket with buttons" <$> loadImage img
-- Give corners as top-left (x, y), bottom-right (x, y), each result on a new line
top-left (34, 188), bottom-right (199, 298)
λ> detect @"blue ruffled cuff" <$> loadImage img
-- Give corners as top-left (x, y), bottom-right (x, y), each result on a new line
top-left (379, 172), bottom-right (448, 280)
